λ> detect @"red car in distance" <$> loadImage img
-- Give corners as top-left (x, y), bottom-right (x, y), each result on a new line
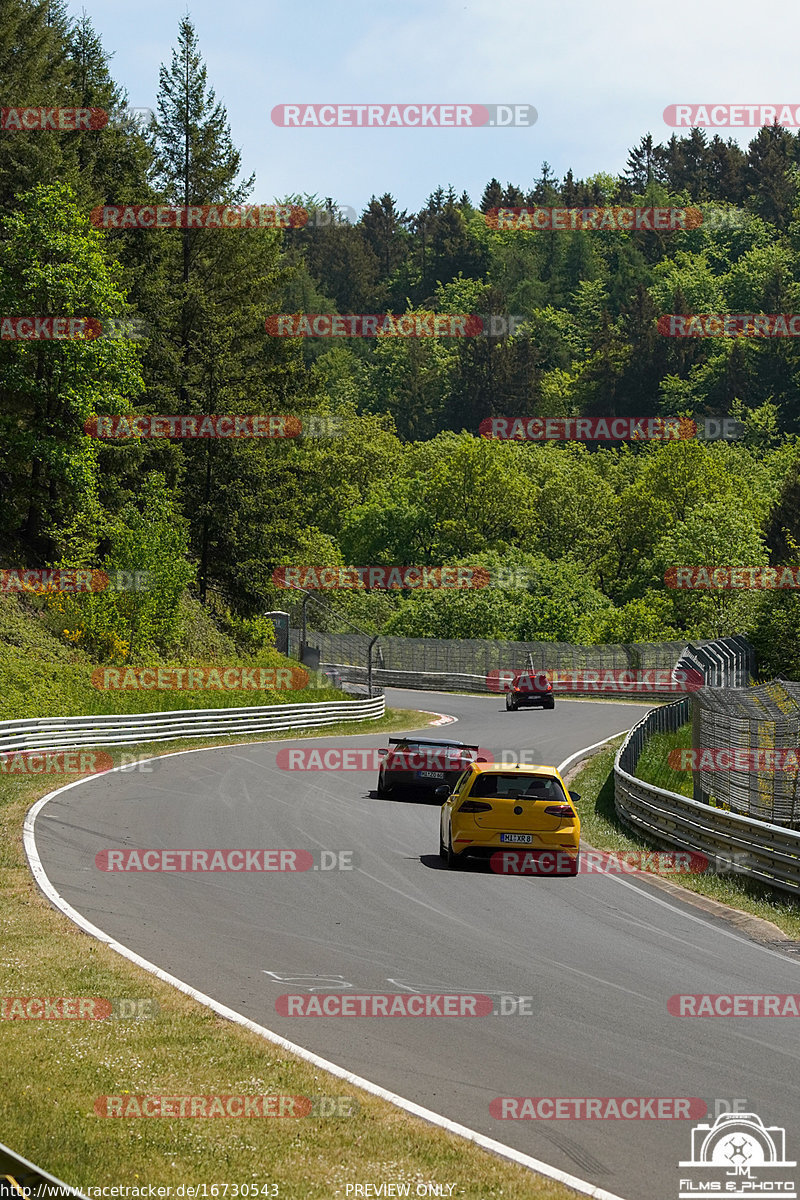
top-left (505, 671), bottom-right (555, 711)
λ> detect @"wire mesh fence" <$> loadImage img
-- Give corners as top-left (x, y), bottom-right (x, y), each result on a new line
top-left (300, 633), bottom-right (696, 674)
top-left (295, 630), bottom-right (751, 684)
top-left (691, 679), bottom-right (800, 827)
top-left (284, 594), bottom-right (378, 694)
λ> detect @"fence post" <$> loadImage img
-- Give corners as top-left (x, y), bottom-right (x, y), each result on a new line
top-left (301, 592), bottom-right (311, 649)
top-left (368, 635), bottom-right (380, 698)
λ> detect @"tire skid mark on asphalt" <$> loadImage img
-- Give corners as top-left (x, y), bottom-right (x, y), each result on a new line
top-left (583, 893), bottom-right (754, 964)
top-left (536, 1128), bottom-right (614, 1177)
top-left (684, 1024), bottom-right (800, 1065)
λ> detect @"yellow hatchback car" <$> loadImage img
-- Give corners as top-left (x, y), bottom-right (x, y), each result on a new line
top-left (437, 762), bottom-right (581, 875)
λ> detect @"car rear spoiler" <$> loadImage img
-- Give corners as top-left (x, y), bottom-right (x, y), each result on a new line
top-left (387, 739), bottom-right (482, 754)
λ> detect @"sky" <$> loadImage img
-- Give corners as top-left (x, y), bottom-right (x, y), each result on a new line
top-left (85, 0), bottom-right (800, 216)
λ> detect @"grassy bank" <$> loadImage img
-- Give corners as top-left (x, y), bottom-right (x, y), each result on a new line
top-left (633, 722), bottom-right (694, 798)
top-left (0, 593), bottom-right (344, 718)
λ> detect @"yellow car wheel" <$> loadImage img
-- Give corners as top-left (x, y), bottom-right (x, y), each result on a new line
top-left (446, 830), bottom-right (465, 870)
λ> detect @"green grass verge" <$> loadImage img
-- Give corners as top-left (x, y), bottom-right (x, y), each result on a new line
top-left (0, 709), bottom-right (581, 1200)
top-left (569, 738), bottom-right (800, 939)
top-left (633, 723), bottom-right (694, 798)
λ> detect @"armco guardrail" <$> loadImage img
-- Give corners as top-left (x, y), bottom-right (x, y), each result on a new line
top-left (615, 699), bottom-right (800, 898)
top-left (0, 696), bottom-right (385, 757)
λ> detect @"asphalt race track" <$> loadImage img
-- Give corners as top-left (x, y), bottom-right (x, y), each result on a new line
top-left (32, 689), bottom-right (800, 1200)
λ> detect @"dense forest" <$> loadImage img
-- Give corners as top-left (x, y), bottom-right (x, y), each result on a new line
top-left (2, 0), bottom-right (800, 679)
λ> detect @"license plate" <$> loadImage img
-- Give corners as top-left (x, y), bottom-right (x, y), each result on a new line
top-left (419, 770), bottom-right (445, 779)
top-left (500, 833), bottom-right (533, 844)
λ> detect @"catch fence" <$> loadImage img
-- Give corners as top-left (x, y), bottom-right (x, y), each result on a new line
top-left (691, 678), bottom-right (800, 827)
top-left (293, 630), bottom-right (753, 696)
